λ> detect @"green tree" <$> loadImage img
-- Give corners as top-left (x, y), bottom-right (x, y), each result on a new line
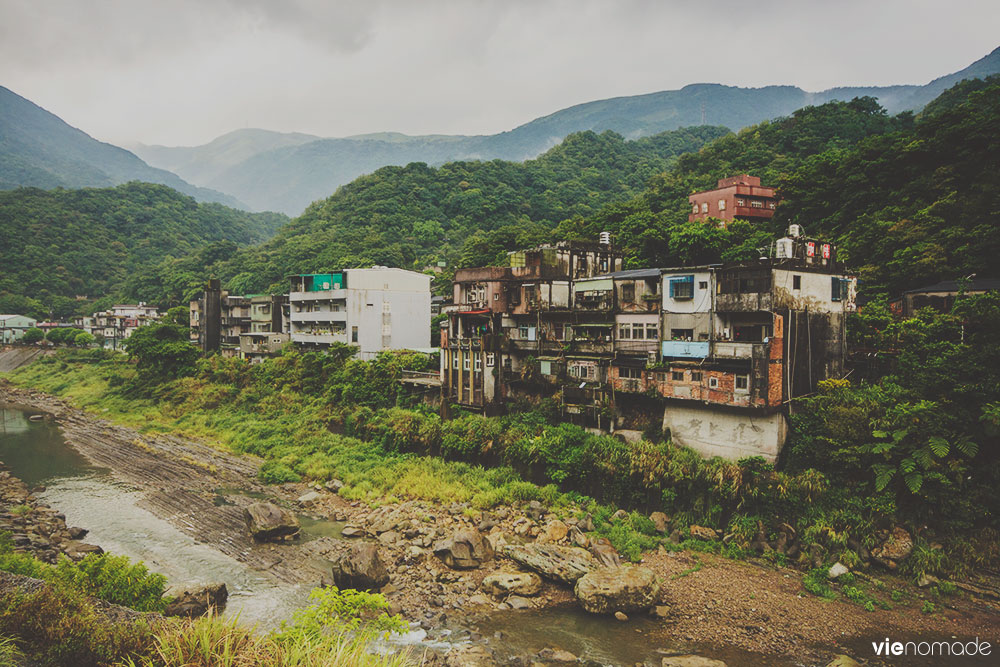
top-left (74, 332), bottom-right (96, 347)
top-left (122, 322), bottom-right (200, 391)
top-left (20, 327), bottom-right (44, 344)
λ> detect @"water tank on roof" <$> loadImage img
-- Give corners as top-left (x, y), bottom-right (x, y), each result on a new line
top-left (776, 238), bottom-right (794, 259)
top-left (788, 224), bottom-right (802, 237)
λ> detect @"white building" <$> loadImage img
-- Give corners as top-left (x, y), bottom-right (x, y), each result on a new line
top-left (288, 267), bottom-right (431, 359)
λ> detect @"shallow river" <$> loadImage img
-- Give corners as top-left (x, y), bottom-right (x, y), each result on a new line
top-left (0, 402), bottom-right (801, 665)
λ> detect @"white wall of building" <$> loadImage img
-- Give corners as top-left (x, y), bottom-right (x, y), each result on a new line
top-left (662, 403), bottom-right (787, 462)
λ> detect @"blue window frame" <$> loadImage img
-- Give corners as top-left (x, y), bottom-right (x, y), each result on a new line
top-left (669, 275), bottom-right (695, 300)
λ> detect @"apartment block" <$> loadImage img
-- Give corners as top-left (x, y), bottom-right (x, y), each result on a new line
top-left (441, 231), bottom-right (855, 461)
top-left (289, 267), bottom-right (431, 359)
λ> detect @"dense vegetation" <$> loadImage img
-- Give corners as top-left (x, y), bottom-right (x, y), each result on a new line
top-left (139, 126), bottom-right (729, 297)
top-left (567, 77), bottom-right (1000, 296)
top-left (0, 533), bottom-right (406, 666)
top-left (8, 280), bottom-right (999, 578)
top-left (0, 182), bottom-right (286, 319)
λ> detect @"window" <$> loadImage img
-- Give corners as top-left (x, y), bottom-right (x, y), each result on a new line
top-left (671, 371), bottom-right (685, 382)
top-left (832, 277), bottom-right (846, 301)
top-left (768, 201), bottom-right (777, 209)
top-left (699, 281), bottom-right (708, 290)
top-left (621, 284), bottom-right (635, 302)
top-left (518, 325), bottom-right (529, 339)
top-left (619, 367), bottom-right (642, 379)
top-left (701, 202), bottom-right (708, 213)
top-left (463, 356), bottom-right (471, 371)
top-left (351, 326), bottom-right (358, 343)
top-left (718, 199), bottom-right (726, 211)
top-left (601, 258), bottom-right (609, 272)
top-left (486, 353), bottom-right (495, 367)
top-left (691, 371), bottom-right (703, 382)
top-left (735, 198), bottom-right (745, 207)
top-left (671, 328), bottom-right (694, 341)
top-left (646, 323), bottom-right (658, 339)
top-left (709, 377), bottom-right (719, 389)
top-left (751, 200), bottom-right (763, 208)
top-left (494, 293), bottom-right (499, 300)
top-left (619, 324), bottom-right (632, 339)
top-left (736, 375), bottom-right (749, 391)
top-left (692, 204), bottom-right (698, 214)
top-left (793, 275), bottom-right (802, 290)
top-left (474, 356), bottom-right (482, 372)
top-left (554, 323), bottom-right (564, 340)
top-left (669, 275), bottom-right (695, 300)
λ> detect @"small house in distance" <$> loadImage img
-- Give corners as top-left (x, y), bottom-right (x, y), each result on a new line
top-left (0, 314), bottom-right (37, 343)
top-left (889, 278), bottom-right (1000, 318)
top-left (688, 174), bottom-right (778, 225)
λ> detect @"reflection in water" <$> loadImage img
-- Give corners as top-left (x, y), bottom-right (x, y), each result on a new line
top-left (0, 404), bottom-right (93, 486)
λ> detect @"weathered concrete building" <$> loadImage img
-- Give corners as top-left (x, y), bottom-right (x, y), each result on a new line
top-left (239, 294), bottom-right (289, 363)
top-left (441, 231), bottom-right (855, 462)
top-left (76, 303), bottom-right (160, 348)
top-left (0, 315), bottom-right (37, 344)
top-left (441, 240), bottom-right (621, 414)
top-left (688, 174), bottom-right (778, 225)
top-left (289, 267), bottom-right (431, 359)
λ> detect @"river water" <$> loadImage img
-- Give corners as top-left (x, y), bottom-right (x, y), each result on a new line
top-left (0, 402), bottom-right (801, 665)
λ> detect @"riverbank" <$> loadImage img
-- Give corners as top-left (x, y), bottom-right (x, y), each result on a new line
top-left (3, 381), bottom-right (998, 665)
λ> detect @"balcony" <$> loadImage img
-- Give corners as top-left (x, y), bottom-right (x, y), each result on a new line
top-left (713, 341), bottom-right (757, 359)
top-left (574, 293), bottom-right (613, 311)
top-left (291, 310), bottom-right (347, 323)
top-left (733, 206), bottom-right (775, 219)
top-left (661, 340), bottom-right (710, 359)
top-left (615, 339), bottom-right (659, 355)
top-left (613, 378), bottom-right (646, 394)
top-left (290, 289), bottom-right (347, 302)
top-left (571, 339), bottom-right (613, 355)
top-left (290, 332), bottom-right (349, 346)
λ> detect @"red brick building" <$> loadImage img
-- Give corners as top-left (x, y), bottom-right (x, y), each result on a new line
top-left (688, 174), bottom-right (778, 224)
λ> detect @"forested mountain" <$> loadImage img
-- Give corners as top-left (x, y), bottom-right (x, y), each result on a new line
top-left (0, 183), bottom-right (286, 319)
top-left (572, 76), bottom-right (1000, 296)
top-left (131, 126), bottom-right (729, 301)
top-left (139, 75), bottom-right (1000, 310)
top-left (133, 46), bottom-right (1000, 215)
top-left (0, 86), bottom-right (247, 209)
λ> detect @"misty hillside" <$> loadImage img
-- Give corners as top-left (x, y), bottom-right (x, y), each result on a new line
top-left (133, 46), bottom-right (1000, 215)
top-left (0, 86), bottom-right (248, 209)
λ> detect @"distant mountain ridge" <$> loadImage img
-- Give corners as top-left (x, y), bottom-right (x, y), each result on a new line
top-left (135, 45), bottom-right (1000, 215)
top-left (0, 86), bottom-right (248, 209)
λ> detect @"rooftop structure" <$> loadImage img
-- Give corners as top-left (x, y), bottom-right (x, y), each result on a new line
top-left (688, 174), bottom-right (778, 225)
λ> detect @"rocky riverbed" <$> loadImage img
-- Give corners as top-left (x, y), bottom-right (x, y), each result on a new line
top-left (2, 381), bottom-right (999, 666)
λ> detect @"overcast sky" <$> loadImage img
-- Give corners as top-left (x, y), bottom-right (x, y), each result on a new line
top-left (0, 0), bottom-right (996, 147)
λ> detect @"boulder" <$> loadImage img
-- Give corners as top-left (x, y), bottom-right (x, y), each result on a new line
top-left (340, 525), bottom-right (365, 538)
top-left (481, 570), bottom-right (543, 598)
top-left (568, 525), bottom-right (589, 548)
top-left (536, 648), bottom-right (578, 663)
top-left (164, 583), bottom-right (228, 618)
top-left (297, 490), bottom-right (321, 504)
top-left (434, 529), bottom-right (494, 569)
top-left (589, 537), bottom-right (621, 567)
top-left (243, 502), bottom-right (300, 542)
top-left (67, 526), bottom-right (88, 540)
top-left (65, 542), bottom-right (103, 561)
top-left (827, 562), bottom-right (850, 580)
top-left (872, 527), bottom-right (914, 567)
top-left (689, 525), bottom-right (717, 541)
top-left (503, 543), bottom-right (597, 584)
top-left (445, 644), bottom-right (496, 666)
top-left (577, 514), bottom-right (596, 532)
top-left (331, 542), bottom-right (389, 591)
top-left (649, 512), bottom-right (670, 534)
top-left (325, 479), bottom-right (344, 492)
top-left (536, 520), bottom-right (569, 544)
top-left (661, 657), bottom-right (727, 667)
top-left (507, 595), bottom-right (533, 609)
top-left (575, 565), bottom-right (659, 614)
